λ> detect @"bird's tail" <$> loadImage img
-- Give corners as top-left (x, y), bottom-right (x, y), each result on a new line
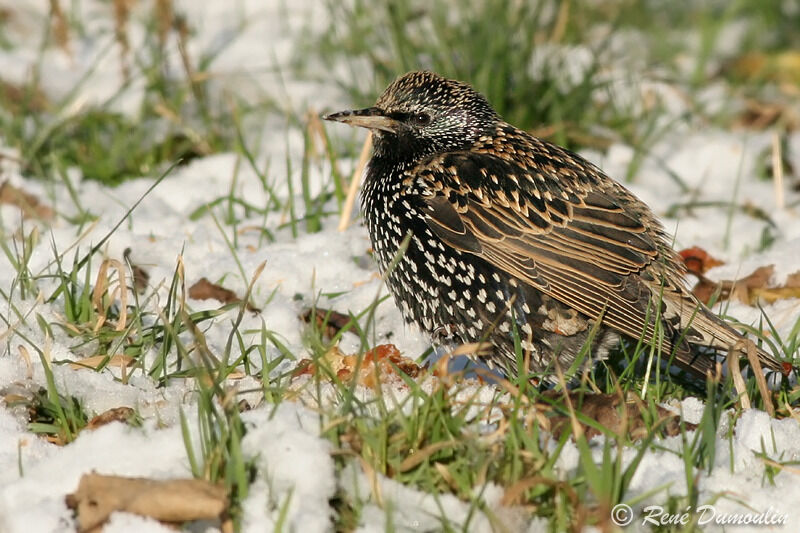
top-left (663, 290), bottom-right (784, 377)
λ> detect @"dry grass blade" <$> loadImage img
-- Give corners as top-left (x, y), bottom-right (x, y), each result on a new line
top-left (785, 400), bottom-right (800, 424)
top-left (553, 359), bottom-right (584, 440)
top-left (91, 258), bottom-right (128, 332)
top-left (357, 456), bottom-right (383, 507)
top-left (155, 0), bottom-right (174, 49)
top-left (48, 0), bottom-right (72, 59)
top-left (338, 133), bottom-right (372, 231)
top-left (727, 346), bottom-right (751, 411)
top-left (502, 475), bottom-right (571, 507)
top-left (398, 440), bottom-right (459, 472)
top-left (761, 457), bottom-right (800, 476)
top-left (772, 131), bottom-right (784, 209)
top-left (112, 0), bottom-right (132, 80)
top-left (738, 339), bottom-right (775, 417)
top-left (18, 345), bottom-right (34, 379)
top-left (449, 341), bottom-right (493, 358)
top-left (307, 110), bottom-right (343, 178)
top-left (68, 354), bottom-right (134, 371)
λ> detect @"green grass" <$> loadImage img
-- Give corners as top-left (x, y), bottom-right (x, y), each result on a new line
top-left (304, 0), bottom-right (799, 155)
top-left (0, 2), bottom-right (259, 187)
top-left (306, 0), bottom-right (646, 151)
top-left (0, 1), bottom-right (798, 531)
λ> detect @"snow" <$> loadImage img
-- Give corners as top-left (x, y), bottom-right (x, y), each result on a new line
top-left (239, 405), bottom-right (337, 531)
top-left (342, 461), bottom-right (513, 532)
top-left (622, 407), bottom-right (800, 531)
top-left (0, 1), bottom-right (799, 532)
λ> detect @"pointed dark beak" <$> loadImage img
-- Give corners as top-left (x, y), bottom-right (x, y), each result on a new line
top-left (323, 107), bottom-right (399, 133)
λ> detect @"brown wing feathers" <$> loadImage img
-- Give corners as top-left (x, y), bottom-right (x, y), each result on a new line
top-left (416, 150), bottom-right (742, 375)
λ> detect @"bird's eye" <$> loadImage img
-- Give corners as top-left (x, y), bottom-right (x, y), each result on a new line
top-left (412, 112), bottom-right (432, 126)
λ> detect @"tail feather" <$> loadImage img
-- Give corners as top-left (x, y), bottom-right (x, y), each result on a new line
top-left (663, 290), bottom-right (783, 376)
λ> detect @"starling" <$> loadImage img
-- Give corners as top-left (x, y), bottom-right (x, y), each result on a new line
top-left (324, 71), bottom-right (783, 382)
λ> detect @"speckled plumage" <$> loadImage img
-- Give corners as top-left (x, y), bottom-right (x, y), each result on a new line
top-left (325, 71), bottom-right (782, 381)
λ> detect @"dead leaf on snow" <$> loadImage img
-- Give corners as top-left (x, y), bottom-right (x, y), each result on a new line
top-left (292, 344), bottom-right (421, 389)
top-left (749, 286), bottom-right (800, 304)
top-left (690, 277), bottom-right (724, 307)
top-left (85, 407), bottom-right (136, 430)
top-left (689, 264), bottom-right (796, 306)
top-left (784, 271), bottom-right (800, 288)
top-left (188, 277), bottom-right (260, 312)
top-left (65, 473), bottom-right (230, 533)
top-left (0, 181), bottom-right (54, 220)
top-left (679, 246), bottom-right (725, 276)
top-left (300, 307), bottom-right (354, 339)
top-left (733, 99), bottom-right (799, 131)
top-left (728, 265), bottom-right (775, 304)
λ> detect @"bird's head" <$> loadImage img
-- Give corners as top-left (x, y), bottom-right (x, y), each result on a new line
top-left (324, 71), bottom-right (499, 160)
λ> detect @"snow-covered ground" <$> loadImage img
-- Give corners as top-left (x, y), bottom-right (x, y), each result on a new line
top-left (1, 1), bottom-right (799, 532)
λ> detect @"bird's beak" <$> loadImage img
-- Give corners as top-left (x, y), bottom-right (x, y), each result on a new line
top-left (323, 107), bottom-right (399, 133)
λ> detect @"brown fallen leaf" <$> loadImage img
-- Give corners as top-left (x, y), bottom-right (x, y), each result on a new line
top-left (785, 270), bottom-right (800, 288)
top-left (540, 391), bottom-right (690, 440)
top-left (728, 265), bottom-right (775, 305)
top-left (85, 407), bottom-right (136, 430)
top-left (0, 181), bottom-right (54, 220)
top-left (734, 98), bottom-right (798, 131)
top-left (689, 276), bottom-right (716, 306)
top-left (293, 344), bottom-right (421, 389)
top-left (678, 246), bottom-right (724, 276)
top-left (749, 286), bottom-right (800, 304)
top-left (188, 277), bottom-right (260, 312)
top-left (300, 307), bottom-right (353, 339)
top-left (1, 385), bottom-right (136, 446)
top-left (189, 277), bottom-right (237, 304)
top-left (66, 473), bottom-right (230, 533)
top-left (691, 264), bottom-right (777, 306)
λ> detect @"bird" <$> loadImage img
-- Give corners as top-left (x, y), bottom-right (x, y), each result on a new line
top-left (324, 70), bottom-right (784, 383)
